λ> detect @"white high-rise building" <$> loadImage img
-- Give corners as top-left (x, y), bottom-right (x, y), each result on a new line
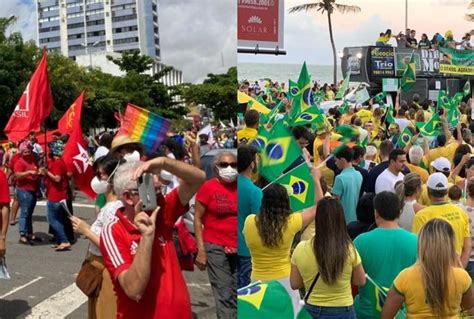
top-left (36, 0), bottom-right (161, 60)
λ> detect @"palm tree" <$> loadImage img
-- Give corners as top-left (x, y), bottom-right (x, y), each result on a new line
top-left (289, 1), bottom-right (361, 85)
top-left (466, 0), bottom-right (474, 22)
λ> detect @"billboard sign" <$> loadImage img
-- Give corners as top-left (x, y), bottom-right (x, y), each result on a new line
top-left (238, 0), bottom-right (284, 50)
top-left (369, 47), bottom-right (395, 77)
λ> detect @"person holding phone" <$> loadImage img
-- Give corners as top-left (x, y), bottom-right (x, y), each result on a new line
top-left (194, 151), bottom-right (238, 319)
top-left (100, 157), bottom-right (205, 319)
top-left (42, 141), bottom-right (71, 251)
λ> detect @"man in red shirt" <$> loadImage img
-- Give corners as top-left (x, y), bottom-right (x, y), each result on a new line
top-left (14, 141), bottom-right (40, 245)
top-left (42, 142), bottom-right (71, 251)
top-left (100, 157), bottom-right (205, 319)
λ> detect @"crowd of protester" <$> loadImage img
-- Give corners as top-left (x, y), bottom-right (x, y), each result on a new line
top-left (0, 121), bottom-right (240, 319)
top-left (376, 28), bottom-right (473, 50)
top-left (237, 78), bottom-right (474, 318)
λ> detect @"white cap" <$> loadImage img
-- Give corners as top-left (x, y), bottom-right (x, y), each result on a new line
top-left (427, 172), bottom-right (449, 191)
top-left (430, 157), bottom-right (451, 173)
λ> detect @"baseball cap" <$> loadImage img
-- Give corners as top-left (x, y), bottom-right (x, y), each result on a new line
top-left (430, 157), bottom-right (451, 172)
top-left (427, 172), bottom-right (449, 191)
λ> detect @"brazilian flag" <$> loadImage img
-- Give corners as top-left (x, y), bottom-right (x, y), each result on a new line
top-left (297, 62), bottom-right (314, 112)
top-left (420, 113), bottom-right (443, 137)
top-left (290, 106), bottom-right (325, 126)
top-left (265, 100), bottom-right (285, 125)
top-left (256, 121), bottom-right (302, 181)
top-left (336, 71), bottom-right (350, 100)
top-left (437, 90), bottom-right (450, 109)
top-left (278, 163), bottom-right (315, 212)
top-left (288, 79), bottom-right (301, 99)
top-left (373, 92), bottom-right (387, 105)
top-left (356, 135), bottom-right (369, 148)
top-left (339, 100), bottom-right (349, 115)
top-left (336, 125), bottom-right (359, 141)
top-left (463, 81), bottom-right (471, 97)
top-left (313, 90), bottom-right (325, 105)
top-left (447, 108), bottom-right (460, 128)
top-left (385, 105), bottom-right (396, 124)
top-left (398, 127), bottom-right (414, 148)
top-left (449, 92), bottom-right (464, 110)
top-left (238, 281), bottom-right (311, 319)
top-left (401, 53), bottom-right (416, 92)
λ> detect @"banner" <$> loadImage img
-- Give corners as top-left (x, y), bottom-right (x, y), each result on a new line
top-left (238, 0), bottom-right (284, 50)
top-left (438, 48), bottom-right (474, 75)
top-left (420, 49), bottom-right (439, 73)
top-left (355, 87), bottom-right (370, 104)
top-left (347, 48), bottom-right (362, 75)
top-left (395, 51), bottom-right (422, 73)
top-left (370, 47), bottom-right (395, 77)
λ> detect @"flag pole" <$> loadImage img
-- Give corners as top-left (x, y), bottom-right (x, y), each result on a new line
top-left (43, 124), bottom-right (48, 168)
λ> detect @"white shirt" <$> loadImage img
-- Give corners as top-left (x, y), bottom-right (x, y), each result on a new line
top-left (89, 200), bottom-right (123, 256)
top-left (399, 200), bottom-right (416, 231)
top-left (94, 146), bottom-right (109, 161)
top-left (395, 118), bottom-right (411, 133)
top-left (375, 168), bottom-right (404, 194)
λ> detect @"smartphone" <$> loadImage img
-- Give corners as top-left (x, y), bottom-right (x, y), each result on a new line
top-left (138, 173), bottom-right (157, 212)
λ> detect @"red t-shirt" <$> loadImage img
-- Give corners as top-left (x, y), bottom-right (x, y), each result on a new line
top-left (45, 157), bottom-right (69, 202)
top-left (196, 178), bottom-right (237, 248)
top-left (100, 189), bottom-right (191, 319)
top-left (0, 170), bottom-right (10, 204)
top-left (13, 155), bottom-right (39, 192)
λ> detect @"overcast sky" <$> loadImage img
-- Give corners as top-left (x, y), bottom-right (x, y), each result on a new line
top-left (1, 0), bottom-right (237, 83)
top-left (238, 0), bottom-right (473, 65)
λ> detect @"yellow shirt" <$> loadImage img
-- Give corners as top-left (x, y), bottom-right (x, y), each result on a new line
top-left (355, 109), bottom-right (373, 125)
top-left (412, 202), bottom-right (470, 255)
top-left (312, 134), bottom-right (342, 163)
top-left (393, 264), bottom-right (471, 319)
top-left (423, 142), bottom-right (458, 166)
top-left (376, 34), bottom-right (391, 43)
top-left (291, 240), bottom-right (361, 307)
top-left (243, 213), bottom-right (302, 281)
top-left (237, 127), bottom-right (258, 145)
top-left (405, 163), bottom-right (429, 184)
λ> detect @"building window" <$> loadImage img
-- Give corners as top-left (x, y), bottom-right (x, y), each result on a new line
top-left (113, 25), bottom-right (137, 33)
top-left (39, 26), bottom-right (61, 33)
top-left (87, 19), bottom-right (105, 26)
top-left (112, 14), bottom-right (137, 22)
top-left (113, 37), bottom-right (139, 45)
top-left (39, 36), bottom-right (61, 44)
top-left (67, 33), bottom-right (83, 40)
top-left (68, 22), bottom-right (85, 29)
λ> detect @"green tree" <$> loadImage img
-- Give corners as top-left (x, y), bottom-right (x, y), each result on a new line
top-left (289, 1), bottom-right (361, 85)
top-left (180, 67), bottom-right (237, 121)
top-left (106, 50), bottom-right (154, 74)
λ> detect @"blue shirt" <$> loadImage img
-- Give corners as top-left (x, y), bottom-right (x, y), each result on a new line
top-left (238, 175), bottom-right (263, 256)
top-left (331, 167), bottom-right (362, 224)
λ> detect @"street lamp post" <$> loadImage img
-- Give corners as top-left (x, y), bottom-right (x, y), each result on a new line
top-left (405, 0), bottom-right (408, 32)
top-left (81, 41), bottom-right (100, 68)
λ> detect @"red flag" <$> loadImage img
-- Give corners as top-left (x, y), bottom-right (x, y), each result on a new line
top-left (62, 93), bottom-right (96, 200)
top-left (58, 91), bottom-right (84, 134)
top-left (4, 50), bottom-right (53, 142)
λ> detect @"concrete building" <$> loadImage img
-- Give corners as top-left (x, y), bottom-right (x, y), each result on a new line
top-left (36, 0), bottom-right (160, 60)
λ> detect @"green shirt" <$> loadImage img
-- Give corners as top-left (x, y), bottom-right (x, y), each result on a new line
top-left (95, 193), bottom-right (106, 209)
top-left (238, 175), bottom-right (262, 256)
top-left (331, 167), bottom-right (362, 224)
top-left (354, 228), bottom-right (417, 318)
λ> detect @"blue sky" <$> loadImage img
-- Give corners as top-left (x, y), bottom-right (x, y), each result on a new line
top-left (0, 0), bottom-right (237, 83)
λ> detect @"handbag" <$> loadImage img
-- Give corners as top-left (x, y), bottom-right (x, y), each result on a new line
top-left (173, 219), bottom-right (198, 271)
top-left (75, 247), bottom-right (103, 297)
top-left (304, 272), bottom-right (320, 304)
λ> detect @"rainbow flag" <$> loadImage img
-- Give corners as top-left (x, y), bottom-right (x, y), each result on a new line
top-left (117, 103), bottom-right (171, 156)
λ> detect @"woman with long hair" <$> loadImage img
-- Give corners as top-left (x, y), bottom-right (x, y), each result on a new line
top-left (70, 155), bottom-right (122, 318)
top-left (395, 173), bottom-right (425, 231)
top-left (243, 168), bottom-right (323, 314)
top-left (290, 197), bottom-right (366, 318)
top-left (381, 219), bottom-right (474, 318)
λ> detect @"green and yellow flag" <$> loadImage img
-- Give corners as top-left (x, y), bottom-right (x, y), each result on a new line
top-left (238, 91), bottom-right (272, 115)
top-left (420, 113), bottom-right (443, 137)
top-left (463, 81), bottom-right (471, 97)
top-left (373, 92), bottom-right (387, 105)
top-left (279, 163), bottom-right (315, 212)
top-left (437, 90), bottom-right (450, 109)
top-left (336, 71), bottom-right (350, 100)
top-left (288, 80), bottom-right (301, 99)
top-left (297, 62), bottom-right (314, 112)
top-left (401, 53), bottom-right (416, 92)
top-left (447, 108), bottom-right (460, 128)
top-left (339, 100), bottom-right (350, 115)
top-left (398, 127), bottom-right (414, 148)
top-left (255, 122), bottom-right (302, 181)
top-left (290, 106), bottom-right (325, 126)
top-left (385, 105), bottom-right (396, 124)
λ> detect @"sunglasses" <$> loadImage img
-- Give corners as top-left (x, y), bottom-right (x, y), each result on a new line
top-left (217, 162), bottom-right (237, 169)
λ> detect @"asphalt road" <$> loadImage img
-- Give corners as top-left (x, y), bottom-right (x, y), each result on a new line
top-left (0, 196), bottom-right (217, 319)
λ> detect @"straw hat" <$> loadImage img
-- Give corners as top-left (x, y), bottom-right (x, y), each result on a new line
top-left (110, 134), bottom-right (144, 155)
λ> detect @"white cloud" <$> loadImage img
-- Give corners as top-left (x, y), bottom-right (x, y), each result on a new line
top-left (0, 0), bottom-right (37, 42)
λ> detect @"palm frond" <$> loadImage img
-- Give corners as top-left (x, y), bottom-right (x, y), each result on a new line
top-left (288, 2), bottom-right (324, 14)
top-left (465, 13), bottom-right (474, 22)
top-left (334, 3), bottom-right (361, 14)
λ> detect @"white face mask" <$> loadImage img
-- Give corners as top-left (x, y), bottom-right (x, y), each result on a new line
top-left (90, 176), bottom-right (109, 195)
top-left (218, 166), bottom-right (238, 183)
top-left (123, 150), bottom-right (140, 162)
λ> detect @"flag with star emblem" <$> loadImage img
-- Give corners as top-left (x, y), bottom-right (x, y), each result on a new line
top-left (398, 127), bottom-right (414, 148)
top-left (278, 163), bottom-right (315, 212)
top-left (62, 103), bottom-right (96, 199)
top-left (290, 106), bottom-right (325, 126)
top-left (463, 81), bottom-right (471, 97)
top-left (420, 113), bottom-right (443, 137)
top-left (256, 122), bottom-right (302, 181)
top-left (401, 53), bottom-right (416, 92)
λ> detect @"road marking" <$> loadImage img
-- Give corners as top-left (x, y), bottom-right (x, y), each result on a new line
top-left (0, 276), bottom-right (43, 299)
top-left (36, 201), bottom-right (95, 209)
top-left (23, 283), bottom-right (87, 318)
